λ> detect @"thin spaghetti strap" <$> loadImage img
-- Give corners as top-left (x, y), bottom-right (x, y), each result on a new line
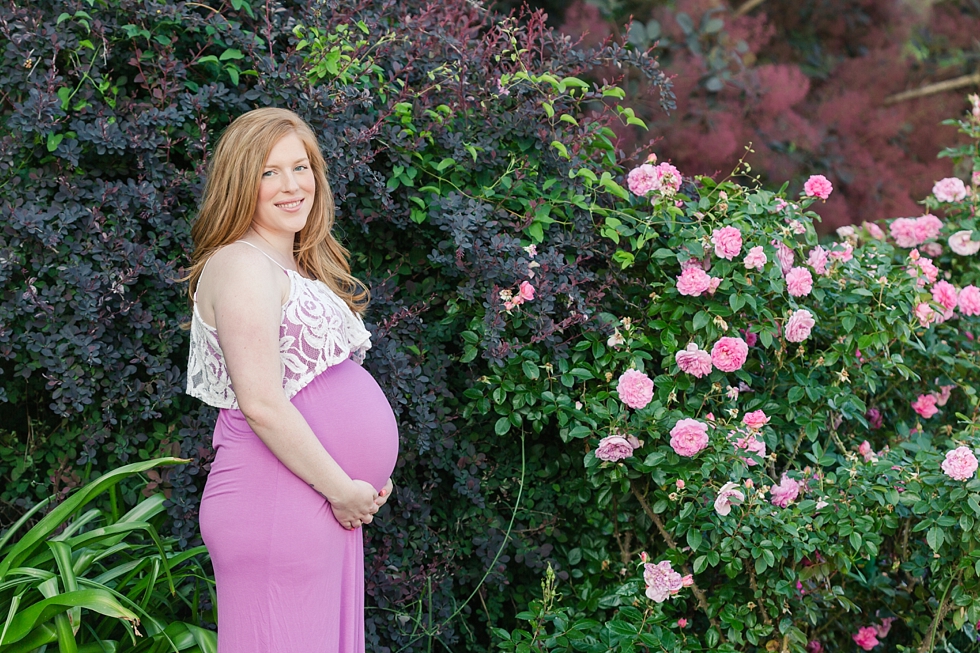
top-left (194, 256), bottom-right (214, 303)
top-left (234, 240), bottom-right (289, 272)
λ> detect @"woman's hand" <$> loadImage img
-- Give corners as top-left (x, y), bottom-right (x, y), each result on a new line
top-left (375, 478), bottom-right (394, 508)
top-left (330, 479), bottom-right (380, 530)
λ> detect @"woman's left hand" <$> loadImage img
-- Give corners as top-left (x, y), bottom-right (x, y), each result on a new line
top-left (375, 478), bottom-right (394, 507)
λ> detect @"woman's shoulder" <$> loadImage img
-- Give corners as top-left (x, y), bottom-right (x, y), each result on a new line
top-left (197, 242), bottom-right (290, 310)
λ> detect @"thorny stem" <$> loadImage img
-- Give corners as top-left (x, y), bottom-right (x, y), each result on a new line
top-left (918, 566), bottom-right (962, 653)
top-left (630, 480), bottom-right (725, 642)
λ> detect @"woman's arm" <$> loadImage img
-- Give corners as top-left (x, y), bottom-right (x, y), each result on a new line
top-left (203, 245), bottom-right (379, 527)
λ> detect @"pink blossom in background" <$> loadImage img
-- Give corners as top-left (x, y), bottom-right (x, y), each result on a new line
top-left (616, 370), bottom-right (654, 409)
top-left (941, 446), bottom-right (979, 481)
top-left (785, 309), bottom-right (816, 343)
top-left (836, 225), bottom-right (856, 239)
top-left (607, 330), bottom-right (625, 347)
top-left (742, 410), bottom-right (770, 430)
top-left (915, 303), bottom-right (937, 328)
top-left (670, 418), bottom-right (709, 457)
top-left (518, 280), bottom-right (535, 302)
top-left (595, 435), bottom-right (635, 462)
top-left (935, 385), bottom-right (954, 406)
top-left (932, 281), bottom-right (958, 312)
top-left (679, 256), bottom-right (706, 271)
top-left (772, 240), bottom-right (794, 274)
top-left (786, 267), bottom-right (814, 297)
top-left (933, 177), bottom-right (968, 202)
top-left (853, 626), bottom-right (880, 651)
top-left (712, 226), bottom-right (743, 260)
top-left (788, 219), bottom-right (807, 234)
top-left (626, 435), bottom-right (642, 449)
top-left (743, 246), bottom-right (767, 270)
top-left (922, 242), bottom-right (943, 258)
top-left (866, 408), bottom-right (883, 430)
top-left (913, 214), bottom-right (943, 243)
top-left (706, 276), bottom-right (722, 295)
top-left (949, 230), bottom-right (980, 256)
top-left (654, 162), bottom-right (683, 194)
top-left (627, 164), bottom-right (658, 196)
top-left (803, 174), bottom-right (833, 200)
top-left (806, 640), bottom-right (823, 653)
top-left (741, 329), bottom-right (758, 347)
top-left (890, 218), bottom-right (919, 248)
top-left (714, 481), bottom-right (745, 516)
top-left (774, 199), bottom-right (788, 211)
top-left (874, 618), bottom-right (896, 638)
top-left (911, 394), bottom-right (939, 418)
top-left (864, 222), bottom-right (885, 240)
top-left (974, 170), bottom-right (980, 186)
top-left (675, 343), bottom-right (713, 378)
top-left (829, 242), bottom-right (853, 263)
top-left (915, 257), bottom-right (939, 286)
top-left (524, 244), bottom-right (537, 258)
top-left (677, 618), bottom-right (688, 628)
top-left (770, 474), bottom-right (801, 507)
top-left (675, 479), bottom-right (685, 490)
top-left (734, 433), bottom-right (767, 466)
top-left (858, 441), bottom-right (875, 462)
top-left (643, 560), bottom-right (684, 602)
top-left (959, 285), bottom-right (980, 316)
top-left (711, 337), bottom-right (749, 372)
top-left (676, 267), bottom-right (712, 296)
top-left (727, 385), bottom-right (740, 400)
top-left (807, 246), bottom-right (829, 275)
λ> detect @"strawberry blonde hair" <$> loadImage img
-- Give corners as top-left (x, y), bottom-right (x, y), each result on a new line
top-left (186, 107), bottom-right (369, 314)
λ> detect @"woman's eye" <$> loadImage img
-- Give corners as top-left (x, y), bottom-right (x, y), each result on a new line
top-left (295, 165), bottom-right (308, 172)
top-left (262, 170), bottom-right (275, 177)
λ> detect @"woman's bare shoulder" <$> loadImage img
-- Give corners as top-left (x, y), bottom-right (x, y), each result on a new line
top-left (197, 243), bottom-right (289, 316)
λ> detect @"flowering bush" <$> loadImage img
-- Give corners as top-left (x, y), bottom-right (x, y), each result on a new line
top-left (494, 99), bottom-right (980, 651)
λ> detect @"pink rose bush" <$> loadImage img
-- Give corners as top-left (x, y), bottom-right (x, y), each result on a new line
top-left (595, 435), bottom-right (636, 462)
top-left (616, 370), bottom-right (653, 410)
top-left (733, 433), bottom-right (766, 466)
top-left (933, 177), bottom-right (968, 202)
top-left (711, 226), bottom-right (742, 260)
top-left (643, 560), bottom-right (687, 602)
top-left (742, 410), bottom-right (769, 430)
top-left (743, 246), bottom-right (767, 270)
top-left (803, 174), bottom-right (833, 200)
top-left (785, 267), bottom-right (813, 297)
top-left (710, 337), bottom-right (748, 372)
top-left (852, 627), bottom-right (879, 651)
top-left (714, 482), bottom-right (745, 516)
top-left (911, 394), bottom-right (939, 418)
top-left (676, 267), bottom-right (714, 296)
top-left (770, 474), bottom-right (801, 507)
top-left (785, 309), bottom-right (815, 342)
top-left (959, 285), bottom-right (980, 316)
top-left (949, 230), bottom-right (980, 256)
top-left (627, 162), bottom-right (682, 197)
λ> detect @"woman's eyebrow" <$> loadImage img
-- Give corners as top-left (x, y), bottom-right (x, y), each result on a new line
top-left (264, 157), bottom-right (311, 168)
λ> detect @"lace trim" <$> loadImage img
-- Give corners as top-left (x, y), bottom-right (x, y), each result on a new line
top-left (186, 271), bottom-right (371, 409)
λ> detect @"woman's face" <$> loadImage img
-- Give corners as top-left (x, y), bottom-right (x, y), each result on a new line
top-left (251, 132), bottom-right (316, 240)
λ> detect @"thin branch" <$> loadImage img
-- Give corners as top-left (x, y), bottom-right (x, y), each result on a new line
top-left (630, 480), bottom-right (725, 641)
top-left (884, 73), bottom-right (980, 106)
top-left (734, 0), bottom-right (768, 17)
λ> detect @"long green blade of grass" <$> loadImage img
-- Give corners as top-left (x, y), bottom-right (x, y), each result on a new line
top-left (0, 589), bottom-right (138, 648)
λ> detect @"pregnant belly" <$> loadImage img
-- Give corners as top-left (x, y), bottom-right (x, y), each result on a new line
top-left (288, 358), bottom-right (399, 489)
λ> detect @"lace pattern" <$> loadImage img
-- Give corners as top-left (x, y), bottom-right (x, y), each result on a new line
top-left (186, 270), bottom-right (371, 409)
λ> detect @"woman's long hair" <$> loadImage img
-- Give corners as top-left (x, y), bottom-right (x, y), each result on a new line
top-left (186, 107), bottom-right (369, 315)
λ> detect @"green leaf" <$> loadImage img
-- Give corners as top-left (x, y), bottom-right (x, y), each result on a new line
top-left (693, 555), bottom-right (708, 574)
top-left (687, 529), bottom-right (703, 551)
top-left (495, 417), bottom-right (512, 436)
top-left (926, 526), bottom-right (944, 552)
top-left (522, 360), bottom-right (539, 380)
top-left (219, 48), bottom-right (244, 60)
top-left (0, 590), bottom-right (138, 647)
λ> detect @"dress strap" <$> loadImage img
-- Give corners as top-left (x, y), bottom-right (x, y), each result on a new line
top-left (234, 240), bottom-right (290, 273)
top-left (193, 255), bottom-right (214, 303)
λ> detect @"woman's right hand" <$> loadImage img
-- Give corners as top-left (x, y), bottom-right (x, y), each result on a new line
top-left (330, 479), bottom-right (380, 530)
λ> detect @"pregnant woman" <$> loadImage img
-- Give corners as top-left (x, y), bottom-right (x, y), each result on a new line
top-left (185, 108), bottom-right (399, 652)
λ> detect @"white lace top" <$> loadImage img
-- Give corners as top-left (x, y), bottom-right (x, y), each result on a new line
top-left (186, 243), bottom-right (372, 409)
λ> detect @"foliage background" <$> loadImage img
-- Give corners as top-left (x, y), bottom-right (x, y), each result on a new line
top-left (2, 0), bottom-right (980, 651)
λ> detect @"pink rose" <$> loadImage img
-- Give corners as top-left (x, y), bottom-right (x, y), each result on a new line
top-left (890, 218), bottom-right (919, 248)
top-left (734, 433), bottom-right (766, 466)
top-left (712, 226), bottom-right (743, 260)
top-left (863, 222), bottom-right (885, 240)
top-left (677, 618), bottom-right (688, 628)
top-left (932, 280), bottom-right (958, 311)
top-left (772, 240), bottom-right (794, 274)
top-left (913, 214), bottom-right (943, 243)
top-left (743, 245), bottom-right (767, 270)
top-left (853, 626), bottom-right (879, 651)
top-left (866, 408), bottom-right (883, 430)
top-left (911, 393), bottom-right (939, 418)
top-left (807, 246), bottom-right (829, 275)
top-left (670, 418), bottom-right (709, 457)
top-left (741, 329), bottom-right (758, 347)
top-left (616, 370), bottom-right (654, 409)
top-left (675, 343), bottom-right (713, 378)
top-left (875, 618), bottom-right (896, 638)
top-left (676, 267), bottom-right (712, 296)
top-left (770, 474), bottom-right (801, 508)
top-left (803, 174), bottom-right (833, 200)
top-left (643, 560), bottom-right (684, 602)
top-left (675, 479), bottom-right (685, 490)
top-left (959, 285), bottom-right (980, 316)
top-left (711, 337), bottom-right (748, 372)
top-left (518, 280), bottom-right (535, 302)
top-left (785, 267), bottom-right (814, 297)
top-left (949, 230), bottom-right (980, 256)
top-left (933, 177), bottom-right (968, 202)
top-left (915, 302), bottom-right (937, 327)
top-left (742, 409), bottom-right (769, 430)
top-left (858, 440), bottom-right (875, 462)
top-left (829, 242), bottom-right (853, 263)
top-left (941, 446), bottom-right (979, 481)
top-left (654, 162), bottom-right (683, 194)
top-left (706, 276), bottom-right (722, 294)
top-left (785, 309), bottom-right (815, 343)
top-left (595, 435), bottom-right (635, 462)
top-left (627, 164), bottom-right (658, 196)
top-left (806, 641), bottom-right (823, 653)
top-left (714, 481), bottom-right (745, 516)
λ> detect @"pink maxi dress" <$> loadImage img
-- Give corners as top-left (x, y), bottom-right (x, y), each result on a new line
top-left (186, 244), bottom-right (399, 653)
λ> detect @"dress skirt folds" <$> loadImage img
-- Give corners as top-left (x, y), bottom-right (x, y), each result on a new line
top-left (200, 359), bottom-right (399, 653)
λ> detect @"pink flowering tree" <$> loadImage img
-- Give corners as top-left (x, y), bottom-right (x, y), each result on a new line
top-left (493, 98), bottom-right (980, 652)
